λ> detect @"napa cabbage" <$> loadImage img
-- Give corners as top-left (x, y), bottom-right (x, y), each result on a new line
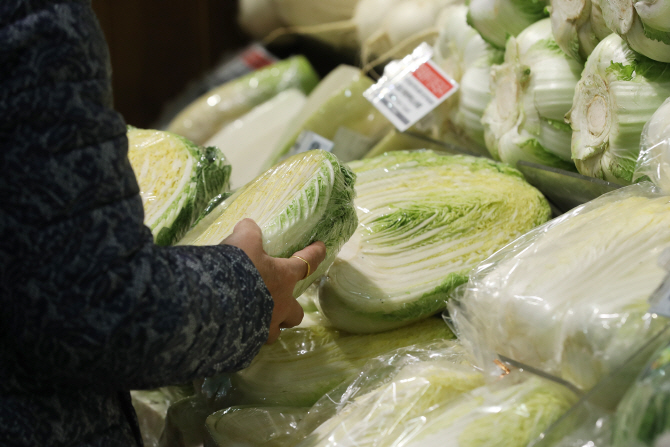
top-left (319, 150), bottom-right (551, 333)
top-left (178, 149), bottom-right (357, 297)
top-left (126, 127), bottom-right (231, 246)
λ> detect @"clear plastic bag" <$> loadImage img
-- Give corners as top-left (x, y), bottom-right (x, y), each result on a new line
top-left (294, 340), bottom-right (577, 447)
top-left (204, 406), bottom-right (309, 447)
top-left (634, 98), bottom-right (670, 193)
top-left (449, 182), bottom-right (670, 392)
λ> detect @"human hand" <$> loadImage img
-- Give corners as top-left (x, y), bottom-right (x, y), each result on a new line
top-left (222, 218), bottom-right (327, 344)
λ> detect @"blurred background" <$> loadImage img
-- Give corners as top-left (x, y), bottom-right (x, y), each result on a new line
top-left (92, 0), bottom-right (249, 128)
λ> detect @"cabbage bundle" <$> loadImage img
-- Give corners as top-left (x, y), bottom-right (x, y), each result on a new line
top-left (451, 183), bottom-right (670, 391)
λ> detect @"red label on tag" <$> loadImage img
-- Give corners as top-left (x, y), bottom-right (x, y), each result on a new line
top-left (412, 62), bottom-right (454, 99)
top-left (242, 48), bottom-right (276, 70)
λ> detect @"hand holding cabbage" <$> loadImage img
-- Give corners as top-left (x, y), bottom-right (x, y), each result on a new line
top-left (222, 218), bottom-right (327, 344)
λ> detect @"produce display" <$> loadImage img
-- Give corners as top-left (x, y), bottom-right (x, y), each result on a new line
top-left (128, 1), bottom-right (670, 444)
top-left (127, 127), bottom-right (231, 246)
top-left (319, 150), bottom-right (551, 333)
top-left (179, 149), bottom-right (358, 297)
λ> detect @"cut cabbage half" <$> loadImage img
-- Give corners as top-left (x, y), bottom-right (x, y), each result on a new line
top-left (179, 150), bottom-right (357, 297)
top-left (319, 150), bottom-right (551, 333)
top-left (127, 128), bottom-right (231, 246)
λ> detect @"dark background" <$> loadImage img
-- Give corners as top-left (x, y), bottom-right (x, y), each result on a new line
top-left (91, 0), bottom-right (250, 128)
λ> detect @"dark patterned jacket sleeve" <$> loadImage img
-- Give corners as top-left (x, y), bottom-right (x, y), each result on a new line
top-left (0, 0), bottom-right (274, 398)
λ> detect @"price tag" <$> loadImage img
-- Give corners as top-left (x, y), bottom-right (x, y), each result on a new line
top-left (290, 131), bottom-right (335, 156)
top-left (364, 43), bottom-right (458, 132)
top-left (649, 273), bottom-right (670, 318)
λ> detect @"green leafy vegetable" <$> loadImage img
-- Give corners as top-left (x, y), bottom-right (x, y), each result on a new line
top-left (178, 149), bottom-right (357, 297)
top-left (319, 150), bottom-right (551, 333)
top-left (127, 127), bottom-right (231, 246)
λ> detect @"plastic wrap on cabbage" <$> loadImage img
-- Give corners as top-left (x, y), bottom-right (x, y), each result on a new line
top-left (167, 56), bottom-right (319, 145)
top-left (160, 395), bottom-right (212, 447)
top-left (613, 341), bottom-right (670, 447)
top-left (127, 128), bottom-right (231, 246)
top-left (295, 340), bottom-right (485, 446)
top-left (567, 34), bottom-right (670, 184)
top-left (130, 385), bottom-right (194, 447)
top-left (204, 88), bottom-right (307, 190)
top-left (215, 317), bottom-right (454, 408)
top-left (205, 406), bottom-right (309, 447)
top-left (600, 0), bottom-right (670, 63)
top-left (319, 150), bottom-right (551, 333)
top-left (634, 98), bottom-right (670, 193)
top-left (268, 68), bottom-right (392, 167)
top-left (298, 354), bottom-right (576, 447)
top-left (178, 150), bottom-right (357, 297)
top-left (450, 183), bottom-right (670, 392)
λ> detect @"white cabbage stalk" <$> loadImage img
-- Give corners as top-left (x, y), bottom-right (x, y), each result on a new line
top-left (238, 0), bottom-right (284, 40)
top-left (634, 98), bottom-right (670, 192)
top-left (450, 184), bottom-right (670, 392)
top-left (467, 0), bottom-right (549, 49)
top-left (206, 406), bottom-right (309, 447)
top-left (222, 318), bottom-right (455, 408)
top-left (567, 33), bottom-right (670, 184)
top-left (483, 19), bottom-right (582, 170)
top-left (297, 341), bottom-right (485, 447)
top-left (601, 0), bottom-right (670, 62)
top-left (550, 0), bottom-right (612, 62)
top-left (127, 128), bottom-right (231, 246)
top-left (319, 151), bottom-right (551, 334)
top-left (204, 89), bottom-right (306, 190)
top-left (432, 5), bottom-right (504, 152)
top-left (178, 150), bottom-right (357, 297)
top-left (167, 56), bottom-right (319, 145)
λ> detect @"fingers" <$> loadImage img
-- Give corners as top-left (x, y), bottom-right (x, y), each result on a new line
top-left (221, 219), bottom-right (266, 266)
top-left (287, 241), bottom-right (327, 282)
